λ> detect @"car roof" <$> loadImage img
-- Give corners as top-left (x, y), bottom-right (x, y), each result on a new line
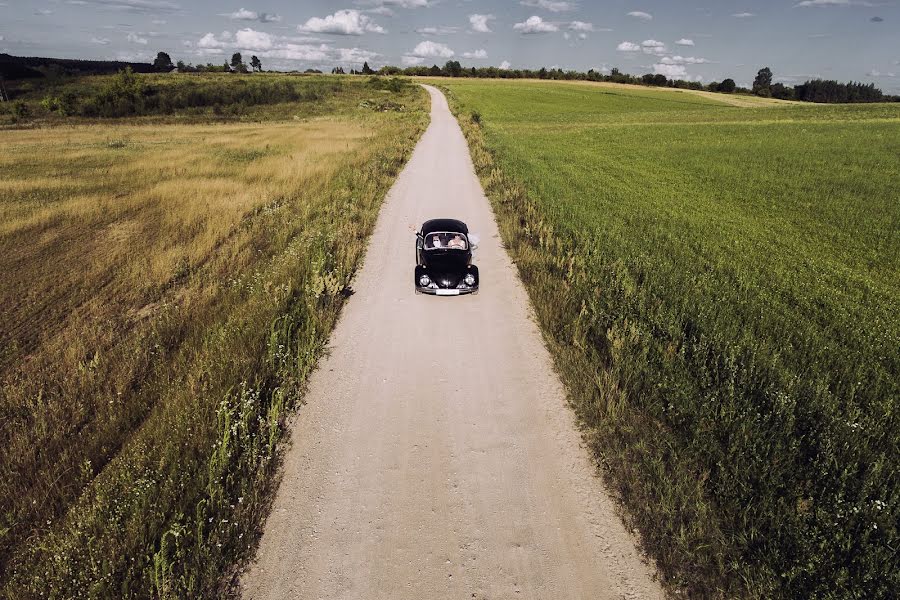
top-left (421, 218), bottom-right (468, 235)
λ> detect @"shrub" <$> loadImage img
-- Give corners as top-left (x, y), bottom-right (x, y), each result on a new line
top-left (13, 101), bottom-right (30, 120)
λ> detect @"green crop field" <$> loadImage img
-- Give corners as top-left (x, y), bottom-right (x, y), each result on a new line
top-left (0, 74), bottom-right (427, 597)
top-left (440, 79), bottom-right (899, 599)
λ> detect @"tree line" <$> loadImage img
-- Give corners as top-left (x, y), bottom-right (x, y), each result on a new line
top-left (151, 51), bottom-right (264, 74)
top-left (355, 60), bottom-right (896, 104)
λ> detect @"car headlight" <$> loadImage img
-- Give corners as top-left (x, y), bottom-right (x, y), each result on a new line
top-left (463, 273), bottom-right (476, 286)
top-left (419, 275), bottom-right (431, 287)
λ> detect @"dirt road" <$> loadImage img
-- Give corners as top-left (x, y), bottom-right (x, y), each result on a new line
top-left (240, 86), bottom-right (663, 600)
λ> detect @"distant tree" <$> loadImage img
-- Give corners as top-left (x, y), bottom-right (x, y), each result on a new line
top-left (794, 78), bottom-right (883, 103)
top-left (642, 73), bottom-right (655, 85)
top-left (429, 64), bottom-right (442, 76)
top-left (223, 61), bottom-right (231, 72)
top-left (332, 66), bottom-right (346, 74)
top-left (719, 78), bottom-right (737, 93)
top-left (361, 61), bottom-right (375, 75)
top-left (250, 55), bottom-right (262, 72)
top-left (176, 60), bottom-right (186, 71)
top-left (153, 51), bottom-right (174, 72)
top-left (231, 53), bottom-right (244, 70)
top-left (753, 67), bottom-right (773, 97)
top-left (444, 60), bottom-right (462, 77)
top-left (652, 73), bottom-right (667, 86)
top-left (770, 82), bottom-right (794, 100)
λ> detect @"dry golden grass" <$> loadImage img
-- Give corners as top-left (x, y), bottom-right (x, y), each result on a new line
top-left (1, 120), bottom-right (367, 365)
top-left (0, 79), bottom-right (428, 597)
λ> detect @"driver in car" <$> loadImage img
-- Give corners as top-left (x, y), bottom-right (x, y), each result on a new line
top-left (448, 234), bottom-right (466, 249)
top-left (430, 234), bottom-right (443, 248)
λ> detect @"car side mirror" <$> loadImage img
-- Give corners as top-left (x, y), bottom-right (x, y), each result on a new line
top-left (469, 233), bottom-right (480, 250)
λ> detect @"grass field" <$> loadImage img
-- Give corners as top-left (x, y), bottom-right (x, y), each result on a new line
top-left (440, 79), bottom-right (899, 599)
top-left (0, 75), bottom-right (427, 597)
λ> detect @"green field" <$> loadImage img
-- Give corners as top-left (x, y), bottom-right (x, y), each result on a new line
top-left (0, 75), bottom-right (427, 597)
top-left (440, 79), bottom-right (900, 599)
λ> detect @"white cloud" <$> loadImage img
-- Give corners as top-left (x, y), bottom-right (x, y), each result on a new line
top-left (227, 8), bottom-right (282, 23)
top-left (653, 63), bottom-right (702, 81)
top-left (675, 38), bottom-right (694, 46)
top-left (197, 32), bottom-right (227, 50)
top-left (500, 60), bottom-right (511, 70)
top-left (462, 49), bottom-right (488, 59)
top-left (520, 0), bottom-right (576, 12)
top-left (569, 21), bottom-right (594, 32)
top-left (416, 26), bottom-right (457, 35)
top-left (796, 0), bottom-right (872, 6)
top-left (356, 0), bottom-right (427, 13)
top-left (194, 30), bottom-right (380, 66)
top-left (660, 55), bottom-right (710, 65)
top-left (410, 40), bottom-right (454, 58)
top-left (402, 55), bottom-right (424, 66)
top-left (627, 11), bottom-right (652, 21)
top-left (91, 37), bottom-right (110, 45)
top-left (235, 28), bottom-right (273, 51)
top-left (68, 0), bottom-right (180, 12)
top-left (126, 32), bottom-right (148, 44)
top-left (641, 39), bottom-right (668, 55)
top-left (514, 16), bottom-right (559, 33)
top-left (733, 12), bottom-right (755, 18)
top-left (866, 69), bottom-right (896, 77)
top-left (469, 14), bottom-right (494, 33)
top-left (617, 41), bottom-right (641, 52)
top-left (298, 10), bottom-right (385, 35)
top-left (334, 47), bottom-right (378, 64)
top-left (229, 8), bottom-right (256, 20)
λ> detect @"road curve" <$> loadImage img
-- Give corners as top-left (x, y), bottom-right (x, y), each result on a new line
top-left (240, 86), bottom-right (663, 600)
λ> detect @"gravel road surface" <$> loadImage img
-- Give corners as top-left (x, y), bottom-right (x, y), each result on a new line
top-left (240, 85), bottom-right (663, 600)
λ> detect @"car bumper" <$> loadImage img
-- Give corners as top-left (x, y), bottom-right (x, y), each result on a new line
top-left (416, 286), bottom-right (478, 296)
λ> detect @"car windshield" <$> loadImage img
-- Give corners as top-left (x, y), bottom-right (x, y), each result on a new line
top-left (425, 232), bottom-right (468, 250)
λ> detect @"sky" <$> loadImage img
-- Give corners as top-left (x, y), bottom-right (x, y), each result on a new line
top-left (1, 1), bottom-right (898, 91)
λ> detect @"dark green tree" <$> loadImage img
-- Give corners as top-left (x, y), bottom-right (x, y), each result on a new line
top-left (444, 60), bottom-right (462, 77)
top-left (250, 55), bottom-right (262, 72)
top-left (231, 53), bottom-right (243, 69)
top-left (361, 61), bottom-right (375, 75)
top-left (720, 78), bottom-right (736, 93)
top-left (153, 51), bottom-right (174, 72)
top-left (753, 67), bottom-right (773, 96)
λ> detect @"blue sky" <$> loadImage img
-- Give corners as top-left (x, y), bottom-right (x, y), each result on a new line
top-left (1, 1), bottom-right (897, 91)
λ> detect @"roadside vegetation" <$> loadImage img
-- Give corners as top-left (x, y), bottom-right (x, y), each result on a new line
top-left (440, 79), bottom-right (899, 599)
top-left (0, 70), bottom-right (419, 123)
top-left (0, 74), bottom-right (427, 597)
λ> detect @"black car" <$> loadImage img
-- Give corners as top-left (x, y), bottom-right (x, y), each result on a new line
top-left (414, 219), bottom-right (479, 295)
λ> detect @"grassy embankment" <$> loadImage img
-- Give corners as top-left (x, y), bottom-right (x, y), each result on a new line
top-left (440, 79), bottom-right (899, 599)
top-left (0, 74), bottom-right (427, 597)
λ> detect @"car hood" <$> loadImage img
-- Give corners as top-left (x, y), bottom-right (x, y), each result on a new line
top-left (422, 252), bottom-right (468, 287)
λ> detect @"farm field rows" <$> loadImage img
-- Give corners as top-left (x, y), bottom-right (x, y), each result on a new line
top-left (440, 79), bottom-right (900, 599)
top-left (0, 75), bottom-right (427, 597)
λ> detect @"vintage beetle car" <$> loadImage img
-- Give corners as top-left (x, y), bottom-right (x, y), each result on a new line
top-left (414, 218), bottom-right (479, 295)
